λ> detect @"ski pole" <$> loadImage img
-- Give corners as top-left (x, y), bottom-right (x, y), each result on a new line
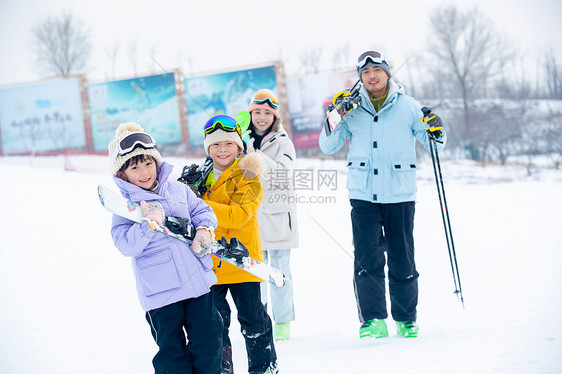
top-left (422, 107), bottom-right (464, 308)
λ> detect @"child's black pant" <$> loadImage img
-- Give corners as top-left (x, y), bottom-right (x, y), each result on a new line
top-left (212, 282), bottom-right (277, 374)
top-left (145, 293), bottom-right (223, 374)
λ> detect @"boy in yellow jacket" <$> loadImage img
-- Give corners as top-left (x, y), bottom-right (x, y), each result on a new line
top-left (201, 114), bottom-right (278, 374)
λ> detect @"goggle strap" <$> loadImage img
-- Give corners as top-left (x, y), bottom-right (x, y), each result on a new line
top-left (253, 97), bottom-right (279, 109)
top-left (357, 55), bottom-right (387, 69)
top-left (204, 121), bottom-right (242, 138)
top-left (117, 132), bottom-right (156, 157)
top-left (205, 121), bottom-right (237, 133)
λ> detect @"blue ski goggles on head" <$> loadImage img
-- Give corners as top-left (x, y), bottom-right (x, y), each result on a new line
top-left (251, 89), bottom-right (279, 109)
top-left (203, 115), bottom-right (242, 138)
top-left (357, 51), bottom-right (388, 70)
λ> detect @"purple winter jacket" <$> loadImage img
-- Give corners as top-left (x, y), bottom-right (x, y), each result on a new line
top-left (111, 162), bottom-right (218, 311)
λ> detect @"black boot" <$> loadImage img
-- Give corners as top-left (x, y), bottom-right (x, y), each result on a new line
top-left (222, 344), bottom-right (234, 374)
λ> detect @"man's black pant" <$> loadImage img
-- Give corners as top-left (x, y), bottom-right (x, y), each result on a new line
top-left (145, 293), bottom-right (223, 374)
top-left (350, 199), bottom-right (419, 322)
top-left (213, 282), bottom-right (277, 374)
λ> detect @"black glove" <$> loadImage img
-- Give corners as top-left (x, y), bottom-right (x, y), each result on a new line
top-left (178, 164), bottom-right (202, 185)
top-left (215, 236), bottom-right (249, 264)
top-left (421, 107), bottom-right (443, 139)
top-left (216, 236), bottom-right (229, 255)
top-left (178, 164), bottom-right (207, 197)
top-left (226, 238), bottom-right (249, 260)
top-left (164, 216), bottom-right (196, 240)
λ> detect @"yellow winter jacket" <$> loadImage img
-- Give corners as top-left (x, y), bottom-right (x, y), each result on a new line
top-left (202, 152), bottom-right (266, 284)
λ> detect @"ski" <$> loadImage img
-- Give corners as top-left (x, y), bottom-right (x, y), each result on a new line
top-left (97, 184), bottom-right (285, 287)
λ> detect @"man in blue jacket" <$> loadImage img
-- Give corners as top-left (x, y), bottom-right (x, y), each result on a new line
top-left (319, 50), bottom-right (446, 339)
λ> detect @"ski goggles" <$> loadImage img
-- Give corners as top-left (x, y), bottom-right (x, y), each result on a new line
top-left (357, 51), bottom-right (388, 69)
top-left (203, 115), bottom-right (242, 138)
top-left (251, 89), bottom-right (279, 109)
top-left (116, 132), bottom-right (157, 156)
top-left (111, 131), bottom-right (157, 163)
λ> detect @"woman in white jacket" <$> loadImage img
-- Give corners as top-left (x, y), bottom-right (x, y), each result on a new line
top-left (245, 89), bottom-right (299, 341)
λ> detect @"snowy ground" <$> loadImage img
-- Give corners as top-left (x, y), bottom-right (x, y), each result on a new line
top-left (1, 154), bottom-right (561, 373)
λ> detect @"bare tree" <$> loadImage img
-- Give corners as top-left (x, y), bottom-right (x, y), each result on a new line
top-left (299, 46), bottom-right (323, 74)
top-left (544, 107), bottom-right (562, 169)
top-left (543, 49), bottom-right (562, 99)
top-left (31, 12), bottom-right (92, 77)
top-left (267, 42), bottom-right (287, 62)
top-left (104, 42), bottom-right (120, 80)
top-left (185, 56), bottom-right (194, 75)
top-left (266, 41), bottom-right (295, 74)
top-left (489, 102), bottom-right (526, 165)
top-left (127, 39), bottom-right (138, 77)
top-left (177, 51), bottom-right (194, 75)
top-left (146, 42), bottom-right (159, 74)
top-left (332, 44), bottom-right (350, 70)
top-left (517, 123), bottom-right (544, 176)
top-left (494, 59), bottom-right (534, 100)
top-left (469, 104), bottom-right (506, 166)
top-left (426, 5), bottom-right (513, 157)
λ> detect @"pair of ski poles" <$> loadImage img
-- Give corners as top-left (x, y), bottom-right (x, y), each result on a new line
top-left (422, 107), bottom-right (464, 308)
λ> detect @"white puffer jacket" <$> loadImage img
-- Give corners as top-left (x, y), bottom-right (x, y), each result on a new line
top-left (253, 120), bottom-right (299, 250)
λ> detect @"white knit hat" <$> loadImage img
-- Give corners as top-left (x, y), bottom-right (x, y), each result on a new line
top-left (203, 128), bottom-right (244, 155)
top-left (108, 122), bottom-right (162, 174)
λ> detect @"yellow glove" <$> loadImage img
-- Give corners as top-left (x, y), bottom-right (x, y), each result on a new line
top-left (421, 107), bottom-right (443, 139)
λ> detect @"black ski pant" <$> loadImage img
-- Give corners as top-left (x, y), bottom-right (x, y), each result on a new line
top-left (145, 293), bottom-right (223, 374)
top-left (350, 199), bottom-right (419, 323)
top-left (212, 282), bottom-right (277, 374)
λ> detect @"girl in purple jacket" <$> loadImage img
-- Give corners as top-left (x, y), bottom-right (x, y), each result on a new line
top-left (108, 122), bottom-right (222, 374)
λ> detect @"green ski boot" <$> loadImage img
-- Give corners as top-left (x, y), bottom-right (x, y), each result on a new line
top-left (359, 319), bottom-right (389, 338)
top-left (396, 321), bottom-right (419, 338)
top-left (274, 322), bottom-right (290, 341)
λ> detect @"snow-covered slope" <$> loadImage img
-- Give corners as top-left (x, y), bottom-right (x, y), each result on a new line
top-left (0, 155), bottom-right (560, 373)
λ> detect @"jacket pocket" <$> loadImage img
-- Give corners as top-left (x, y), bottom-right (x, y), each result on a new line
top-left (346, 157), bottom-right (370, 191)
top-left (136, 248), bottom-right (181, 296)
top-left (390, 159), bottom-right (417, 195)
top-left (198, 253), bottom-right (214, 272)
top-left (261, 211), bottom-right (293, 242)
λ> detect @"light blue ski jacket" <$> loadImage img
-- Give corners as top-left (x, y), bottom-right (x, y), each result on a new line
top-left (319, 80), bottom-right (446, 204)
top-left (111, 162), bottom-right (218, 311)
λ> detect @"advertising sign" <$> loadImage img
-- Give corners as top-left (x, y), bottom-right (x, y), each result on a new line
top-left (88, 73), bottom-right (181, 152)
top-left (286, 70), bottom-right (357, 149)
top-left (184, 65), bottom-right (277, 154)
top-left (0, 77), bottom-right (86, 155)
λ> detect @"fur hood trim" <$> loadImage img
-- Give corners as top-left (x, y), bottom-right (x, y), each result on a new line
top-left (238, 151), bottom-right (266, 179)
top-left (270, 117), bottom-right (282, 133)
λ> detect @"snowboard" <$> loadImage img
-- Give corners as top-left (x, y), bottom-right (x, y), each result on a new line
top-left (97, 184), bottom-right (286, 287)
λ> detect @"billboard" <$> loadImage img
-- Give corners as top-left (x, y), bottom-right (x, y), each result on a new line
top-left (0, 77), bottom-right (86, 155)
top-left (184, 65), bottom-right (278, 154)
top-left (286, 69), bottom-right (357, 149)
top-left (88, 73), bottom-right (181, 153)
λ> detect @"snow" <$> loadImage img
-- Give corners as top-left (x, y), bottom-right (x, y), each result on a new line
top-left (1, 154), bottom-right (561, 373)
